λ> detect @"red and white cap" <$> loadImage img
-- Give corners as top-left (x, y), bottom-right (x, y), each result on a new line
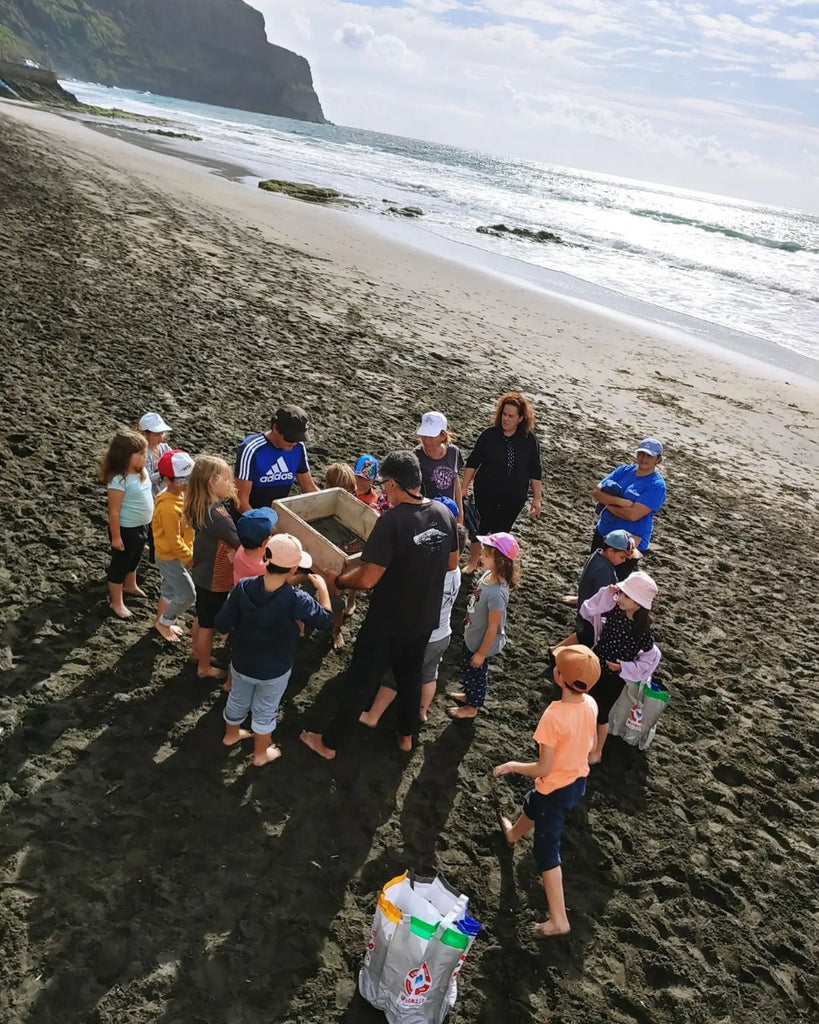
top-left (157, 450), bottom-right (195, 481)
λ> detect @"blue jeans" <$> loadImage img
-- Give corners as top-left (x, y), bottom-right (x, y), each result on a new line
top-left (155, 557), bottom-right (196, 624)
top-left (224, 665), bottom-right (292, 735)
top-left (523, 777), bottom-right (587, 872)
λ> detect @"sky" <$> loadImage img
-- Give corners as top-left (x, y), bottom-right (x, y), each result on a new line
top-left (250, 0), bottom-right (819, 210)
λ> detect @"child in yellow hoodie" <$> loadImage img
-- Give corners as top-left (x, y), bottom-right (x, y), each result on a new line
top-left (152, 450), bottom-right (196, 642)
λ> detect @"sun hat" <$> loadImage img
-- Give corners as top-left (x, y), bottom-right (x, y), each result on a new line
top-left (416, 411), bottom-right (448, 437)
top-left (139, 412), bottom-right (171, 433)
top-left (354, 454), bottom-right (380, 481)
top-left (636, 438), bottom-right (663, 457)
top-left (264, 533), bottom-right (312, 570)
top-left (603, 529), bottom-right (632, 552)
top-left (157, 449), bottom-right (194, 481)
top-left (616, 571), bottom-right (658, 609)
top-left (237, 507), bottom-right (279, 547)
top-left (554, 644), bottom-right (601, 693)
top-left (477, 532), bottom-right (520, 560)
top-left (433, 495), bottom-right (458, 517)
top-left (274, 404), bottom-right (309, 443)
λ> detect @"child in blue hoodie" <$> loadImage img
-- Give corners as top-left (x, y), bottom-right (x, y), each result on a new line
top-left (215, 533), bottom-right (332, 766)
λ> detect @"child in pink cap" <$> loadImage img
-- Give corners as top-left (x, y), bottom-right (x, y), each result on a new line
top-left (448, 532), bottom-right (520, 720)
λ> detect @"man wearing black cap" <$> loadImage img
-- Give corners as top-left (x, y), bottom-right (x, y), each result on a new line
top-left (301, 450), bottom-right (459, 759)
top-left (234, 405), bottom-right (319, 512)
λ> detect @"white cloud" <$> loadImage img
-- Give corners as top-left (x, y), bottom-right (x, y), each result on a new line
top-left (249, 0), bottom-right (819, 209)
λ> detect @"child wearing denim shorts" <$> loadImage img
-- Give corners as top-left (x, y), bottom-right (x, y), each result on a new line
top-left (493, 644), bottom-right (601, 937)
top-left (215, 534), bottom-right (332, 766)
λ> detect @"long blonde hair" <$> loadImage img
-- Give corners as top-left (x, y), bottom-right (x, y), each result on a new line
top-left (99, 429), bottom-right (147, 484)
top-left (184, 455), bottom-right (235, 529)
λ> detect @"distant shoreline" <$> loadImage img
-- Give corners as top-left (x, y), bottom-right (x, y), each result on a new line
top-left (61, 98), bottom-right (819, 384)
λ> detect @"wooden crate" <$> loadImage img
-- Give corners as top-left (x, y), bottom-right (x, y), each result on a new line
top-left (271, 487), bottom-right (380, 574)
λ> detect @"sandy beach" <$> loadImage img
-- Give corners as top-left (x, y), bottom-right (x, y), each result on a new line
top-left (1, 101), bottom-right (817, 1024)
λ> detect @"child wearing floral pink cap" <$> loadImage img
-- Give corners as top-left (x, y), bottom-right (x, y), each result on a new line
top-left (447, 531), bottom-right (520, 720)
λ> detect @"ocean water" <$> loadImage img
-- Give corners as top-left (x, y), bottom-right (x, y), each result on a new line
top-left (64, 81), bottom-right (819, 378)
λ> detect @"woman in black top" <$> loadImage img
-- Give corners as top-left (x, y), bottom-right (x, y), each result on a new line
top-left (462, 391), bottom-right (542, 572)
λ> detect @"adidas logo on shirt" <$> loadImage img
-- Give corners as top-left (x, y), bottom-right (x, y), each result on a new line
top-left (259, 456), bottom-right (295, 484)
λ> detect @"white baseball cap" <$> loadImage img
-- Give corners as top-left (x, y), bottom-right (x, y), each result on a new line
top-left (264, 533), bottom-right (312, 570)
top-left (416, 411), bottom-right (448, 437)
top-left (139, 412), bottom-right (171, 433)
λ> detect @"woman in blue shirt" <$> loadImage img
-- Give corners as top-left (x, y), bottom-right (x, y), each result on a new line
top-left (592, 439), bottom-right (666, 580)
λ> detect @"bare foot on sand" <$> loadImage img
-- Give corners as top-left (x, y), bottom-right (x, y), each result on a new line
top-left (332, 631), bottom-right (345, 650)
top-left (197, 666), bottom-right (226, 680)
top-left (446, 692), bottom-right (467, 704)
top-left (447, 705), bottom-right (478, 720)
top-left (222, 729), bottom-right (252, 747)
top-left (300, 731), bottom-right (336, 760)
top-left (498, 813), bottom-right (516, 844)
top-left (109, 604), bottom-right (132, 620)
top-left (253, 744), bottom-right (282, 766)
top-left (533, 920), bottom-right (570, 939)
top-left (358, 711), bottom-right (379, 728)
top-left (154, 620), bottom-right (181, 642)
top-left (396, 734), bottom-right (412, 752)
top-left (123, 587), bottom-right (147, 598)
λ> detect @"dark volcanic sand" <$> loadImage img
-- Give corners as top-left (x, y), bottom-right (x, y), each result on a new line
top-left (1, 114), bottom-right (817, 1024)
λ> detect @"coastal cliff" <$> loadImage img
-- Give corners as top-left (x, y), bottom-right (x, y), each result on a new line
top-left (0, 0), bottom-right (326, 123)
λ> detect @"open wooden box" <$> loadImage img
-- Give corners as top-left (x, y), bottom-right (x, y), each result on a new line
top-left (271, 487), bottom-right (380, 574)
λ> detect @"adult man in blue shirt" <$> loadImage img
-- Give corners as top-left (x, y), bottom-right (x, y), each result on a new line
top-left (234, 404), bottom-right (319, 512)
top-left (592, 438), bottom-right (666, 578)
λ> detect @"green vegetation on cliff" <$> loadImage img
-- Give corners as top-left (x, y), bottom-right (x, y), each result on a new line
top-left (0, 0), bottom-right (326, 123)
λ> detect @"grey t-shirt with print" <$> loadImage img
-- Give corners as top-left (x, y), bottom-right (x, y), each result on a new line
top-left (464, 572), bottom-right (509, 655)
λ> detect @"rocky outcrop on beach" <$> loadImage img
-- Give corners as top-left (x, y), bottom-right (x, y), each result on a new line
top-left (382, 201), bottom-right (424, 218)
top-left (0, 0), bottom-right (326, 122)
top-left (258, 179), bottom-right (342, 203)
top-left (477, 223), bottom-right (564, 243)
top-left (0, 60), bottom-right (78, 104)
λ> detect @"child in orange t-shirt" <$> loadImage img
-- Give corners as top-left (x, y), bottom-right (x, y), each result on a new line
top-left (493, 644), bottom-right (601, 938)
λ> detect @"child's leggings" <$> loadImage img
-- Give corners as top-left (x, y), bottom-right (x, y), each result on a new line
top-left (461, 643), bottom-right (491, 708)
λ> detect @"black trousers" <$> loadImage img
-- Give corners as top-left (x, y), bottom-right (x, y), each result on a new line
top-left (107, 524), bottom-right (148, 584)
top-left (322, 616), bottom-right (431, 750)
top-left (591, 527), bottom-right (640, 581)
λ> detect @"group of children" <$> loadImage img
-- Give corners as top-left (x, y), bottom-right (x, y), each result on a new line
top-left (98, 410), bottom-right (664, 941)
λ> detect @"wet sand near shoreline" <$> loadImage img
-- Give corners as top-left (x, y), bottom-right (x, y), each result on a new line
top-left (1, 105), bottom-right (818, 1024)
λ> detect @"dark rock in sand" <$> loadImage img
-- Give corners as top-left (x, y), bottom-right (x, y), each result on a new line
top-left (146, 129), bottom-right (202, 142)
top-left (258, 179), bottom-right (342, 203)
top-left (0, 60), bottom-right (78, 104)
top-left (477, 223), bottom-right (564, 243)
top-left (384, 205), bottom-right (424, 218)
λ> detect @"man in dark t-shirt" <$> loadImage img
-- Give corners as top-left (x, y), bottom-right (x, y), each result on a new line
top-left (234, 404), bottom-right (318, 511)
top-left (301, 450), bottom-right (459, 759)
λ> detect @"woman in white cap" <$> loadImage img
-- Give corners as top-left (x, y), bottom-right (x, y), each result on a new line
top-left (414, 410), bottom-right (464, 520)
top-left (575, 571), bottom-right (661, 763)
top-left (592, 439), bottom-right (666, 580)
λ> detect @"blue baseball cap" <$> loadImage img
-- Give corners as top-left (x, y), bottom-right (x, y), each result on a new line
top-left (636, 438), bottom-right (663, 457)
top-left (433, 495), bottom-right (458, 517)
top-left (603, 529), bottom-right (632, 551)
top-left (354, 454), bottom-right (380, 481)
top-left (237, 507), bottom-right (278, 547)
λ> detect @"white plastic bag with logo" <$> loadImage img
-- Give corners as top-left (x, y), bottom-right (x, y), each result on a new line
top-left (359, 870), bottom-right (481, 1023)
top-left (608, 678), bottom-right (669, 750)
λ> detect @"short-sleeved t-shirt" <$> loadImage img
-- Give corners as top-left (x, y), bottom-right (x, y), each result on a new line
top-left (108, 472), bottom-right (154, 528)
top-left (429, 566), bottom-right (461, 644)
top-left (362, 500), bottom-right (458, 636)
top-left (597, 464), bottom-right (666, 550)
top-left (414, 444), bottom-right (465, 501)
top-left (233, 546), bottom-right (266, 585)
top-left (534, 696), bottom-right (598, 795)
top-left (234, 432), bottom-right (309, 508)
top-left (464, 571), bottom-right (509, 655)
